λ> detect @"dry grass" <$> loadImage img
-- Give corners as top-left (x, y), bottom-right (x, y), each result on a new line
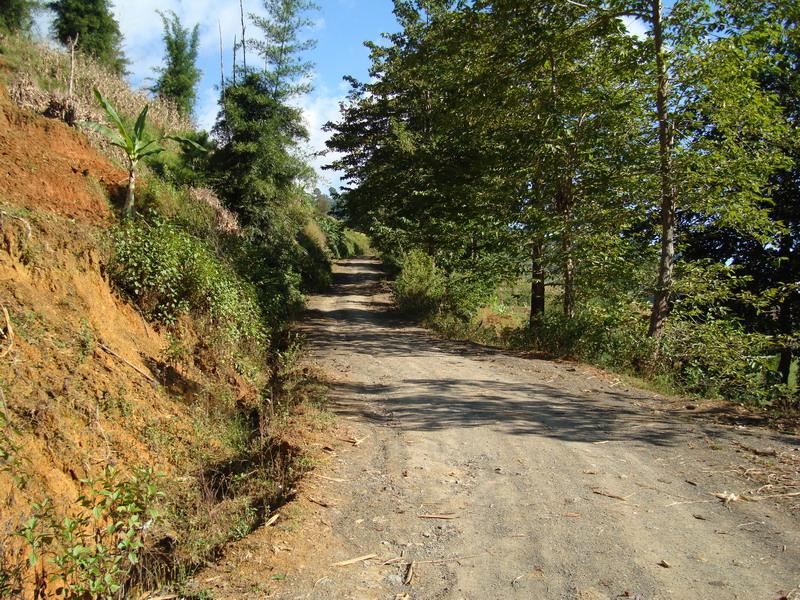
top-left (732, 443), bottom-right (800, 509)
top-left (3, 33), bottom-right (192, 134)
top-left (189, 187), bottom-right (241, 236)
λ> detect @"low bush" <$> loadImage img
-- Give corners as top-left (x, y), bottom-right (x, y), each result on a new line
top-left (136, 179), bottom-right (216, 239)
top-left (297, 222), bottom-right (333, 292)
top-left (439, 269), bottom-right (497, 322)
top-left (110, 217), bottom-right (267, 351)
top-left (314, 215), bottom-right (371, 259)
top-left (393, 247), bottom-right (500, 322)
top-left (513, 305), bottom-right (777, 407)
top-left (315, 214), bottom-right (345, 258)
top-left (393, 249), bottom-right (445, 316)
top-left (343, 229), bottom-right (372, 256)
top-left (17, 467), bottom-right (162, 599)
top-left (656, 317), bottom-right (775, 406)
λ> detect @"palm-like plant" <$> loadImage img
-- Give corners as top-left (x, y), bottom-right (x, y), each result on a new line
top-left (84, 89), bottom-right (204, 217)
top-left (83, 89), bottom-right (164, 217)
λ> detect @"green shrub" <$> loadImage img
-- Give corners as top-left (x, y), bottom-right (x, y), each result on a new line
top-left (343, 229), bottom-right (371, 256)
top-left (512, 302), bottom-right (777, 407)
top-left (313, 215), bottom-right (371, 259)
top-left (440, 270), bottom-right (497, 321)
top-left (315, 214), bottom-right (345, 258)
top-left (110, 217), bottom-right (267, 350)
top-left (656, 317), bottom-right (774, 406)
top-left (17, 467), bottom-right (162, 600)
top-left (297, 222), bottom-right (333, 291)
top-left (515, 303), bottom-right (651, 363)
top-left (136, 178), bottom-right (216, 238)
top-left (393, 249), bottom-right (445, 316)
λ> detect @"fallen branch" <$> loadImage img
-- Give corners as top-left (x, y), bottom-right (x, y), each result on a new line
top-left (413, 554), bottom-right (482, 565)
top-left (309, 497), bottom-right (337, 508)
top-left (404, 561), bottom-right (415, 585)
top-left (733, 441), bottom-right (778, 457)
top-left (714, 492), bottom-right (747, 505)
top-left (666, 499), bottom-right (713, 507)
top-left (591, 487), bottom-right (629, 501)
top-left (315, 474), bottom-right (349, 482)
top-left (339, 436), bottom-right (367, 447)
top-left (750, 491), bottom-right (800, 501)
top-left (417, 513), bottom-right (457, 520)
top-left (379, 554), bottom-right (482, 567)
top-left (332, 553), bottom-right (377, 567)
top-left (265, 513), bottom-right (280, 527)
top-left (98, 343), bottom-right (158, 386)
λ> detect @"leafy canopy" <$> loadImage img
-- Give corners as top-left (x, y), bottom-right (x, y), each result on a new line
top-left (48, 0), bottom-right (127, 74)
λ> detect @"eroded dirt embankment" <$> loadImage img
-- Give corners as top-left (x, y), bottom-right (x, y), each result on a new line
top-left (0, 81), bottom-right (310, 598)
top-left (198, 257), bottom-right (799, 600)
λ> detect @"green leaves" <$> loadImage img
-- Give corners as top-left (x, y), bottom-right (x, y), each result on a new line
top-left (83, 89), bottom-right (164, 168)
top-left (151, 10), bottom-right (201, 116)
top-left (50, 0), bottom-right (128, 75)
top-left (110, 217), bottom-right (268, 348)
top-left (14, 468), bottom-right (162, 598)
top-left (83, 89), bottom-right (210, 216)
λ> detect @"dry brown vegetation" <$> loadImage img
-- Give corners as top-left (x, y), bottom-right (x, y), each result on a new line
top-left (2, 32), bottom-right (191, 134)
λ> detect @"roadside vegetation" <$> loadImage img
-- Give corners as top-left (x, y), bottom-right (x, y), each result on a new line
top-left (327, 0), bottom-right (799, 414)
top-left (0, 1), bottom-right (368, 597)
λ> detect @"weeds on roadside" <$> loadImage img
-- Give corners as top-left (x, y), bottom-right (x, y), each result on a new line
top-left (15, 466), bottom-right (163, 600)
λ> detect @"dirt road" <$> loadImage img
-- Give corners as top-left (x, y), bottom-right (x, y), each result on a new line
top-left (202, 258), bottom-right (799, 599)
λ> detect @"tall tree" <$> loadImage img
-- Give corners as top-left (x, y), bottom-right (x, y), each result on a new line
top-left (603, 0), bottom-right (791, 337)
top-left (151, 10), bottom-right (201, 118)
top-left (211, 72), bottom-right (311, 223)
top-left (48, 0), bottom-right (127, 74)
top-left (249, 0), bottom-right (318, 100)
top-left (0, 0), bottom-right (40, 32)
top-left (680, 0), bottom-right (800, 394)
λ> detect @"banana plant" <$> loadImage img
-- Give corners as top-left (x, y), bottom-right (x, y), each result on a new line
top-left (83, 89), bottom-right (205, 217)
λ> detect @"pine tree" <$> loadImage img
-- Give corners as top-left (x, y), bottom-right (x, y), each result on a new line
top-left (151, 10), bottom-right (201, 118)
top-left (48, 0), bottom-right (127, 75)
top-left (0, 0), bottom-right (40, 32)
top-left (249, 0), bottom-right (318, 100)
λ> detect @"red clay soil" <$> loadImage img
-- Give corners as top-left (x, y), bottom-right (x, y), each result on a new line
top-left (0, 85), bottom-right (124, 226)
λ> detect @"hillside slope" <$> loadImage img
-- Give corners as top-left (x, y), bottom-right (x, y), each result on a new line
top-left (0, 84), bottom-right (122, 225)
top-left (0, 76), bottom-right (325, 598)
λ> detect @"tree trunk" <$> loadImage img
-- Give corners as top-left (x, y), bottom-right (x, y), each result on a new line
top-left (240, 0), bottom-right (247, 71)
top-left (529, 239), bottom-right (545, 329)
top-left (648, 0), bottom-right (676, 338)
top-left (563, 251), bottom-right (575, 319)
top-left (123, 167), bottom-right (136, 217)
top-left (219, 21), bottom-right (225, 97)
top-left (777, 344), bottom-right (792, 385)
top-left (557, 173), bottom-right (575, 319)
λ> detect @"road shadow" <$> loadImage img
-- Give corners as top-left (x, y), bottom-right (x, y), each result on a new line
top-left (304, 259), bottom-right (800, 450)
top-left (327, 377), bottom-right (691, 447)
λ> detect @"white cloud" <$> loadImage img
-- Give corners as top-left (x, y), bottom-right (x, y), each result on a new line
top-left (112, 0), bottom-right (267, 89)
top-left (295, 84), bottom-right (346, 189)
